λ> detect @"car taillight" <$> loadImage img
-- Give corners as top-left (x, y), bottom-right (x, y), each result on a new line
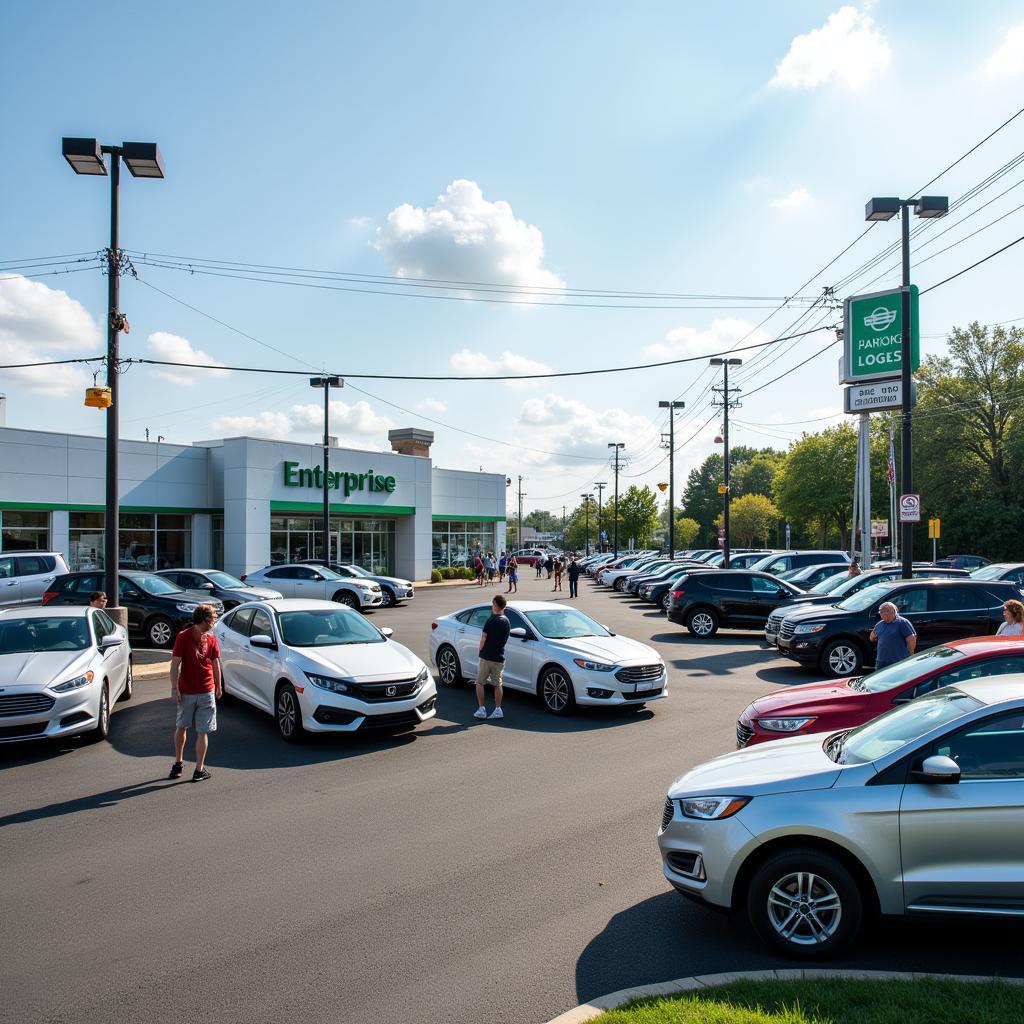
top-left (672, 589), bottom-right (684, 598)
top-left (41, 590), bottom-right (59, 605)
top-left (431, 622), bottom-right (438, 631)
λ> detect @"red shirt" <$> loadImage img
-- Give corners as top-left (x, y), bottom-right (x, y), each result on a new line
top-left (172, 627), bottom-right (221, 694)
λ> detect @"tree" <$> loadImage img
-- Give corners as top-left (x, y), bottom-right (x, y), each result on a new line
top-left (732, 450), bottom-right (783, 499)
top-left (716, 494), bottom-right (779, 546)
top-left (682, 446), bottom-right (781, 543)
top-left (681, 453), bottom-right (723, 543)
top-left (615, 485), bottom-right (660, 547)
top-left (562, 500), bottom-right (599, 553)
top-left (524, 509), bottom-right (559, 533)
top-left (674, 515), bottom-right (700, 549)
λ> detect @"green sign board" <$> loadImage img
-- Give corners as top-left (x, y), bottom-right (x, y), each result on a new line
top-left (842, 285), bottom-right (920, 384)
top-left (283, 461), bottom-right (396, 497)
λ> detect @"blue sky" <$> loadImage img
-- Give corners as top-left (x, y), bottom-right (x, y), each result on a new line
top-left (3, 1), bottom-right (1023, 512)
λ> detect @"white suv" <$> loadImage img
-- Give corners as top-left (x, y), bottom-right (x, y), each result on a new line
top-left (242, 564), bottom-right (383, 610)
top-left (0, 552), bottom-right (70, 607)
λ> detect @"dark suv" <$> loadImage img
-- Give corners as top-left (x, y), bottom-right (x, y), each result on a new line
top-left (775, 577), bottom-right (1020, 676)
top-left (43, 571), bottom-right (224, 648)
top-left (666, 571), bottom-right (805, 637)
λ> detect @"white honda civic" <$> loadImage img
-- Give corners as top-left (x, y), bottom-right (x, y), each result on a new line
top-left (213, 599), bottom-right (437, 741)
top-left (429, 600), bottom-right (668, 715)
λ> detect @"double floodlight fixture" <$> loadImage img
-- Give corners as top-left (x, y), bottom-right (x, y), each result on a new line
top-left (658, 400), bottom-right (686, 411)
top-left (309, 375), bottom-right (343, 388)
top-left (62, 137), bottom-right (165, 179)
top-left (710, 357), bottom-right (742, 367)
top-left (865, 195), bottom-right (948, 222)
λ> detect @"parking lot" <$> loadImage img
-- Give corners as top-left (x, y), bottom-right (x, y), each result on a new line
top-left (3, 572), bottom-right (1023, 1024)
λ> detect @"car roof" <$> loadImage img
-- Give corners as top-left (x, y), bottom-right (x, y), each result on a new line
top-left (946, 636), bottom-right (1024, 656)
top-left (226, 598), bottom-right (348, 612)
top-left (450, 600), bottom-right (583, 613)
top-left (0, 605), bottom-right (92, 618)
top-left (953, 674), bottom-right (1024, 706)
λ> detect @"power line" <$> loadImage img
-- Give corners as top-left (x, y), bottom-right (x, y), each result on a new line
top-left (921, 232), bottom-right (1024, 295)
top-left (0, 355), bottom-right (104, 370)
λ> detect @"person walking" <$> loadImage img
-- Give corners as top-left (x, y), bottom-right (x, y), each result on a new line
top-left (997, 599), bottom-right (1024, 635)
top-left (506, 555), bottom-right (518, 594)
top-left (498, 550), bottom-right (507, 583)
top-left (475, 593), bottom-right (510, 720)
top-left (553, 556), bottom-right (564, 592)
top-left (168, 604), bottom-right (222, 782)
top-left (88, 591), bottom-right (107, 609)
top-left (474, 552), bottom-right (485, 586)
top-left (486, 552), bottom-right (497, 585)
top-left (567, 555), bottom-right (581, 599)
top-left (847, 559), bottom-right (862, 578)
top-left (869, 601), bottom-right (917, 670)
top-left (535, 556), bottom-right (543, 579)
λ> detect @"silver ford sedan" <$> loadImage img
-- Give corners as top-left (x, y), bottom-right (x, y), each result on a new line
top-left (658, 677), bottom-right (1024, 958)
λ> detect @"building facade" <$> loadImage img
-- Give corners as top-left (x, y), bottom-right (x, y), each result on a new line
top-left (0, 426), bottom-right (506, 581)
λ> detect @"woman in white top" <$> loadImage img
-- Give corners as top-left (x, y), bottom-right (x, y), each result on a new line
top-left (996, 599), bottom-right (1024, 636)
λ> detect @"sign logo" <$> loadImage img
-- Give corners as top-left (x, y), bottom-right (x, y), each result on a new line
top-left (864, 306), bottom-right (897, 332)
top-left (386, 685), bottom-right (397, 697)
top-left (283, 461), bottom-right (396, 496)
top-left (899, 493), bottom-right (921, 523)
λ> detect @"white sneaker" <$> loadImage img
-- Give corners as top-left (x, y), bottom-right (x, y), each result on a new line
top-left (488, 708), bottom-right (504, 720)
top-left (474, 707), bottom-right (488, 719)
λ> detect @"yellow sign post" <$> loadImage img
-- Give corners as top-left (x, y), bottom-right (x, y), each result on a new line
top-left (927, 517), bottom-right (941, 560)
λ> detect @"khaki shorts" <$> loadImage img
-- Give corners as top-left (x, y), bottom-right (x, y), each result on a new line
top-left (175, 691), bottom-right (217, 733)
top-left (476, 658), bottom-right (505, 687)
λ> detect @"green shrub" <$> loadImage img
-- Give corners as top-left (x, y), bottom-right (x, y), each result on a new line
top-left (430, 569), bottom-right (442, 583)
top-left (460, 567), bottom-right (476, 579)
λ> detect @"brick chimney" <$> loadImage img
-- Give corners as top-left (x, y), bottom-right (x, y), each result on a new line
top-left (388, 427), bottom-right (434, 458)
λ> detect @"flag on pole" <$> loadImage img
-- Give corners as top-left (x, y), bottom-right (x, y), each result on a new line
top-left (887, 426), bottom-right (896, 487)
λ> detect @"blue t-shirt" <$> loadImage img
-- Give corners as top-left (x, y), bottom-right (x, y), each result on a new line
top-left (481, 613), bottom-right (511, 663)
top-left (874, 615), bottom-right (916, 665)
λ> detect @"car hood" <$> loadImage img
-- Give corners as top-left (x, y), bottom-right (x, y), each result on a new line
top-left (369, 575), bottom-right (413, 588)
top-left (778, 601), bottom-right (856, 622)
top-left (546, 633), bottom-right (661, 666)
top-left (295, 638), bottom-right (425, 682)
top-left (776, 594), bottom-right (838, 610)
top-left (668, 733), bottom-right (842, 798)
top-left (0, 649), bottom-right (93, 690)
top-left (747, 678), bottom-right (870, 718)
top-left (225, 586), bottom-right (282, 601)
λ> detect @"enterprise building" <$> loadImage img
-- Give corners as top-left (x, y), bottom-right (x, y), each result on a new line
top-left (0, 421), bottom-right (507, 581)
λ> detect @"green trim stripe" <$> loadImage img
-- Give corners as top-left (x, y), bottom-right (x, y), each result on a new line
top-left (0, 502), bottom-right (222, 515)
top-left (432, 514), bottom-right (506, 522)
top-left (270, 500), bottom-right (415, 516)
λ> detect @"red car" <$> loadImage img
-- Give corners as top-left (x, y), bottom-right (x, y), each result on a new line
top-left (736, 636), bottom-right (1024, 748)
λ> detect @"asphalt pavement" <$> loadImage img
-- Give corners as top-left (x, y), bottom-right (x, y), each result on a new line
top-left (2, 572), bottom-right (1022, 1024)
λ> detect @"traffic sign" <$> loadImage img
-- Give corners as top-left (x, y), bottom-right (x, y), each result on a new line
top-left (843, 379), bottom-right (915, 414)
top-left (928, 517), bottom-right (941, 539)
top-left (842, 286), bottom-right (920, 384)
top-left (870, 520), bottom-right (889, 538)
top-left (717, 484), bottom-right (728, 494)
top-left (899, 493), bottom-right (921, 523)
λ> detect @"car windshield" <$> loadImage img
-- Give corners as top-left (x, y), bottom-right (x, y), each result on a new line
top-left (134, 574), bottom-right (185, 595)
top-left (278, 609), bottom-right (385, 647)
top-left (828, 688), bottom-right (983, 765)
top-left (0, 616), bottom-right (90, 653)
top-left (810, 572), bottom-right (851, 595)
top-left (971, 564), bottom-right (1007, 580)
top-left (523, 608), bottom-right (610, 639)
top-left (851, 646), bottom-right (966, 693)
top-left (834, 581), bottom-right (898, 612)
top-left (206, 571), bottom-right (248, 589)
top-left (342, 564), bottom-right (374, 578)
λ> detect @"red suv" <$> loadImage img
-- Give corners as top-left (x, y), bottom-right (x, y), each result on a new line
top-left (736, 636), bottom-right (1024, 748)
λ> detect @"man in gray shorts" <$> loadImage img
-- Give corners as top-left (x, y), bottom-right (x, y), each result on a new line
top-left (169, 604), bottom-right (222, 782)
top-left (475, 593), bottom-right (510, 721)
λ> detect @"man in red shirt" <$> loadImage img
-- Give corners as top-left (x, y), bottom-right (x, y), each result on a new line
top-left (169, 604), bottom-right (222, 782)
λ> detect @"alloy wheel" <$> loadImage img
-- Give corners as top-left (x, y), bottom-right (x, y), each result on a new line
top-left (149, 618), bottom-right (173, 647)
top-left (690, 612), bottom-right (715, 636)
top-left (438, 647), bottom-right (460, 686)
top-left (542, 671), bottom-right (571, 713)
top-left (381, 589), bottom-right (395, 607)
top-left (827, 645), bottom-right (858, 675)
top-left (766, 871), bottom-right (842, 946)
top-left (277, 689), bottom-right (297, 738)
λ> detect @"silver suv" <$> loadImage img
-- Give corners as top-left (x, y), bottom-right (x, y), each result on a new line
top-left (0, 552), bottom-right (70, 607)
top-left (658, 678), bottom-right (1024, 958)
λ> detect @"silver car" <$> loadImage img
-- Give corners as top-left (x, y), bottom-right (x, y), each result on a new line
top-left (658, 678), bottom-right (1024, 958)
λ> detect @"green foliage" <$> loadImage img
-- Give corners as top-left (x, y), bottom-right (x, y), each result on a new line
top-left (732, 450), bottom-right (783, 499)
top-left (524, 508), bottom-right (559, 532)
top-left (682, 447), bottom-right (780, 544)
top-left (616, 485), bottom-right (661, 547)
top-left (674, 515), bottom-right (700, 549)
top-left (430, 568), bottom-right (442, 583)
top-left (717, 493), bottom-right (779, 546)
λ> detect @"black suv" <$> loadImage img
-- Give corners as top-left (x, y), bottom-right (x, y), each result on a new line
top-left (666, 570), bottom-right (805, 637)
top-left (44, 571), bottom-right (224, 648)
top-left (776, 577), bottom-right (1020, 677)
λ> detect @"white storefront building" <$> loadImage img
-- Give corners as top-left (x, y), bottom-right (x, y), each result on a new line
top-left (0, 424), bottom-right (507, 581)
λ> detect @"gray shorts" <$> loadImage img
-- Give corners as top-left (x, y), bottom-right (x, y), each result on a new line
top-left (175, 692), bottom-right (217, 733)
top-left (476, 658), bottom-right (505, 687)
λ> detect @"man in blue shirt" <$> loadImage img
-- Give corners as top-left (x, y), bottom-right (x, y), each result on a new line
top-left (870, 601), bottom-right (917, 669)
top-left (475, 593), bottom-right (511, 721)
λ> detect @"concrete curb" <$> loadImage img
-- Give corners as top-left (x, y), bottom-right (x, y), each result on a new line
top-left (543, 969), bottom-right (1024, 1023)
top-left (134, 661), bottom-right (170, 679)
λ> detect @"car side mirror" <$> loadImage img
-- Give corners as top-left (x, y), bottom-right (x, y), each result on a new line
top-left (121, 589), bottom-right (140, 601)
top-left (912, 754), bottom-right (961, 784)
top-left (99, 636), bottom-right (124, 650)
top-left (509, 627), bottom-right (527, 639)
top-left (202, 582), bottom-right (215, 590)
top-left (250, 634), bottom-right (277, 650)
top-left (380, 627), bottom-right (394, 639)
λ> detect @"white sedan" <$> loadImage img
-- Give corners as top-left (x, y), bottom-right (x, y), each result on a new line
top-left (429, 600), bottom-right (667, 714)
top-left (213, 599), bottom-right (436, 741)
top-left (0, 605), bottom-right (132, 744)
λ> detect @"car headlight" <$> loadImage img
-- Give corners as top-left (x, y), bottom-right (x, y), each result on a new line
top-left (53, 670), bottom-right (95, 693)
top-left (305, 672), bottom-right (349, 693)
top-left (680, 795), bottom-right (751, 820)
top-left (794, 622), bottom-right (826, 634)
top-left (757, 716), bottom-right (817, 733)
top-left (573, 658), bottom-right (616, 672)
top-left (416, 667), bottom-right (429, 686)
top-left (176, 602), bottom-right (199, 613)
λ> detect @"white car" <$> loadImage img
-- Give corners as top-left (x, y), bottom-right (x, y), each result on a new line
top-left (213, 599), bottom-right (436, 741)
top-left (242, 564), bottom-right (383, 610)
top-left (429, 600), bottom-right (667, 714)
top-left (0, 605), bottom-right (132, 744)
top-left (599, 557), bottom-right (663, 589)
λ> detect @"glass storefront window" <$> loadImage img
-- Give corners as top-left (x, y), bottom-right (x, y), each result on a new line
top-left (0, 510), bottom-right (50, 552)
top-left (432, 521), bottom-right (496, 567)
top-left (68, 512), bottom-right (193, 571)
top-left (270, 514), bottom-right (397, 574)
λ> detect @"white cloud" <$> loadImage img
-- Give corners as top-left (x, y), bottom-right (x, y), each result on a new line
top-left (373, 179), bottom-right (565, 291)
top-left (643, 318), bottom-right (771, 360)
top-left (0, 274), bottom-right (98, 395)
top-left (211, 411), bottom-right (293, 438)
top-left (416, 398), bottom-right (448, 414)
top-left (147, 332), bottom-right (230, 385)
top-left (985, 22), bottom-right (1024, 78)
top-left (211, 399), bottom-right (392, 441)
top-left (771, 6), bottom-right (891, 90)
top-left (450, 348), bottom-right (554, 378)
top-left (770, 187), bottom-right (814, 210)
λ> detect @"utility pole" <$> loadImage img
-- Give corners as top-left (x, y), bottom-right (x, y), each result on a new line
top-left (595, 481), bottom-right (607, 551)
top-left (581, 493), bottom-right (594, 555)
top-left (517, 475), bottom-right (525, 549)
top-left (607, 444), bottom-right (625, 556)
top-left (710, 357), bottom-right (742, 568)
top-left (659, 400), bottom-right (685, 556)
top-left (562, 504), bottom-right (567, 548)
top-left (310, 376), bottom-right (343, 561)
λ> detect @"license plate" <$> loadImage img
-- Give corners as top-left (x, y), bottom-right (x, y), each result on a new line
top-left (635, 683), bottom-right (653, 694)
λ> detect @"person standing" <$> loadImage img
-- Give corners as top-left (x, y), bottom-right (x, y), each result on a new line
top-left (869, 601), bottom-right (917, 670)
top-left (474, 552), bottom-right (485, 586)
top-left (498, 550), bottom-right (507, 583)
top-left (553, 557), bottom-right (564, 592)
top-left (567, 555), bottom-right (581, 599)
top-left (88, 591), bottom-right (107, 609)
top-left (847, 560), bottom-right (862, 578)
top-left (169, 604), bottom-right (222, 782)
top-left (486, 552), bottom-right (497, 585)
top-left (475, 593), bottom-right (510, 720)
top-left (997, 599), bottom-right (1024, 635)
top-left (506, 555), bottom-right (518, 594)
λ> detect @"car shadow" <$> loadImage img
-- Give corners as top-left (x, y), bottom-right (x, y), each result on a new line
top-left (575, 891), bottom-right (1024, 1001)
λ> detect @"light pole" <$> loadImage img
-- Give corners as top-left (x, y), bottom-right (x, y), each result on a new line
top-left (658, 400), bottom-right (685, 555)
top-left (865, 195), bottom-right (948, 579)
top-left (594, 481), bottom-right (607, 551)
top-left (607, 444), bottom-right (625, 556)
top-left (310, 376), bottom-right (343, 561)
top-left (581, 493), bottom-right (594, 555)
top-left (62, 138), bottom-right (164, 622)
top-left (710, 357), bottom-right (742, 568)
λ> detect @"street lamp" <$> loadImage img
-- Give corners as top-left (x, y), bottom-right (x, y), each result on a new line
top-left (580, 493), bottom-right (594, 555)
top-left (310, 376), bottom-right (343, 561)
top-left (658, 400), bottom-right (685, 555)
top-left (864, 194), bottom-right (948, 578)
top-left (62, 137), bottom-right (164, 622)
top-left (710, 357), bottom-right (742, 568)
top-left (607, 443), bottom-right (625, 556)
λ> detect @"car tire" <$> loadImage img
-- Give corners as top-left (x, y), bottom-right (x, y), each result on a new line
top-left (275, 683), bottom-right (305, 743)
top-left (147, 616), bottom-right (175, 649)
top-left (118, 659), bottom-right (133, 702)
top-left (539, 666), bottom-right (577, 715)
top-left (436, 645), bottom-right (463, 687)
top-left (747, 847), bottom-right (863, 960)
top-left (380, 588), bottom-right (397, 608)
top-left (613, 578), bottom-right (625, 592)
top-left (820, 639), bottom-right (863, 677)
top-left (332, 590), bottom-right (358, 609)
top-left (88, 682), bottom-right (110, 743)
top-left (661, 593), bottom-right (672, 612)
top-left (686, 607), bottom-right (719, 638)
